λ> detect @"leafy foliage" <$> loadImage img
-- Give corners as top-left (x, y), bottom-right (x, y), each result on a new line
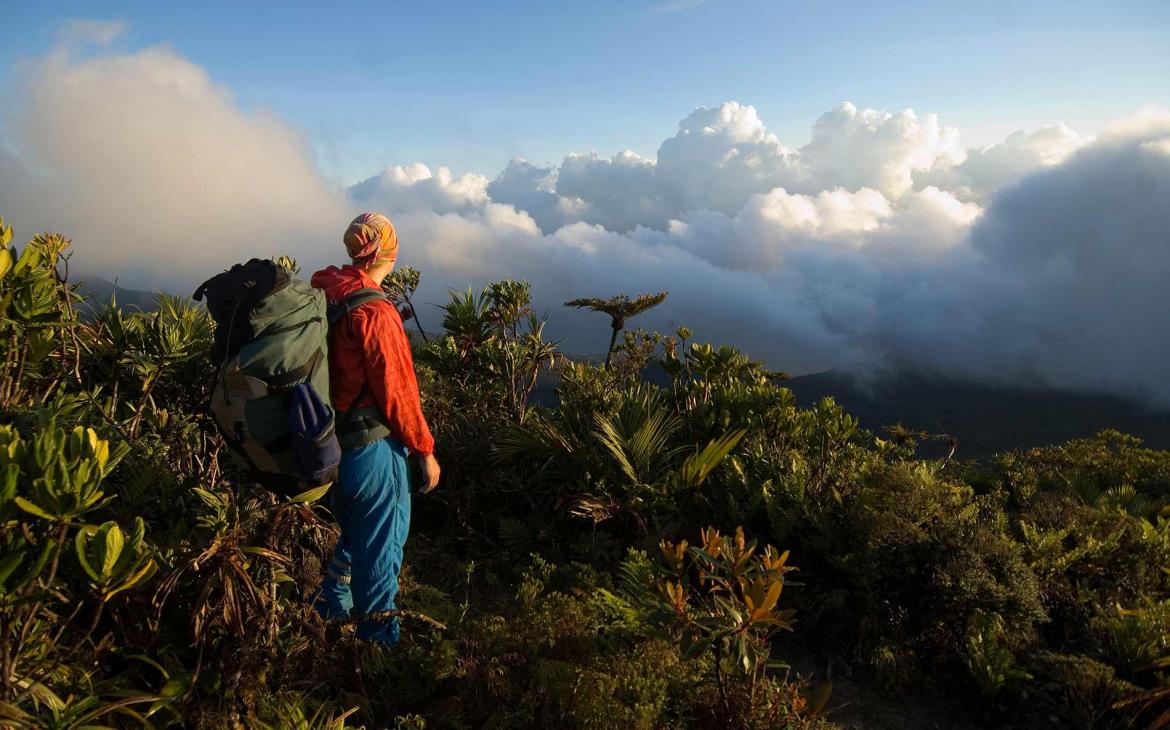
top-left (0, 211), bottom-right (1166, 727)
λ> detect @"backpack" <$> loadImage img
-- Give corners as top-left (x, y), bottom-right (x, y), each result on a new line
top-left (195, 259), bottom-right (340, 496)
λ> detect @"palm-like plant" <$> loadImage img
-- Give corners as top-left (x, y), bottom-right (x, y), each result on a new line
top-left (565, 291), bottom-right (668, 368)
top-left (498, 384), bottom-right (744, 528)
top-left (440, 287), bottom-right (492, 356)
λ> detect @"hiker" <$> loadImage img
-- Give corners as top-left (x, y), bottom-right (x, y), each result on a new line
top-left (309, 212), bottom-right (441, 646)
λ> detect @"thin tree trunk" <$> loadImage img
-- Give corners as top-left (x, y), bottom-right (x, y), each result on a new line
top-left (604, 324), bottom-right (621, 369)
top-left (404, 293), bottom-right (429, 342)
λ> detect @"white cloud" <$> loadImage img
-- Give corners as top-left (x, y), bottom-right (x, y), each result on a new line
top-left (1100, 104), bottom-right (1170, 142)
top-left (483, 159), bottom-right (582, 232)
top-left (915, 124), bottom-right (1089, 201)
top-left (0, 41), bottom-right (347, 288)
top-left (350, 163), bottom-right (489, 216)
top-left (887, 125), bottom-right (1170, 400)
top-left (488, 101), bottom-right (968, 234)
top-left (799, 102), bottom-right (964, 198)
top-left (345, 104), bottom-right (1170, 402)
top-left (57, 18), bottom-right (128, 46)
top-left (2, 36), bottom-right (1168, 403)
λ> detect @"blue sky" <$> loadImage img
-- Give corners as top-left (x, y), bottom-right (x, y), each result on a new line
top-left (3, 1), bottom-right (1170, 398)
top-left (4, 0), bottom-right (1167, 184)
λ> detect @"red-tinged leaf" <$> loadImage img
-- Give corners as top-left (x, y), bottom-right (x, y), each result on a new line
top-left (761, 579), bottom-right (782, 612)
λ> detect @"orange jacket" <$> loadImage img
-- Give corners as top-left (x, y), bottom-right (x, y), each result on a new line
top-left (311, 265), bottom-right (435, 456)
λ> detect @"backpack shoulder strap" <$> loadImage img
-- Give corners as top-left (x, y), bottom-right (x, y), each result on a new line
top-left (323, 287), bottom-right (395, 450)
top-left (326, 288), bottom-right (390, 326)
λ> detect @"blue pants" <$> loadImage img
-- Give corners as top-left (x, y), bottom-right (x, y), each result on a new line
top-left (314, 437), bottom-right (411, 645)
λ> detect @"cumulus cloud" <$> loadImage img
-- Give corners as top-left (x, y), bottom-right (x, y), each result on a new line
top-left (355, 104), bottom-right (1170, 404)
top-left (483, 159), bottom-right (580, 232)
top-left (800, 103), bottom-right (964, 198)
top-left (944, 125), bottom-right (1170, 398)
top-left (2, 36), bottom-right (1168, 404)
top-left (915, 124), bottom-right (1089, 201)
top-left (350, 163), bottom-right (489, 216)
top-left (0, 39), bottom-right (347, 289)
top-left (487, 101), bottom-right (966, 234)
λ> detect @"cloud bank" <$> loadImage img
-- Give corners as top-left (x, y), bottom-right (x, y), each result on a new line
top-left (2, 37), bottom-right (1169, 404)
top-left (0, 36), bottom-right (347, 284)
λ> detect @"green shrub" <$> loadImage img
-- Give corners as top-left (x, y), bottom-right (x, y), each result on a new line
top-left (1089, 601), bottom-right (1170, 676)
top-left (1025, 651), bottom-right (1143, 729)
top-left (964, 611), bottom-right (1032, 698)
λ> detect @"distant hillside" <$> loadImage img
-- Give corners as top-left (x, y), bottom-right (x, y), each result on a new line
top-left (534, 364), bottom-right (1170, 460)
top-left (783, 371), bottom-right (1170, 460)
top-left (61, 282), bottom-right (1170, 460)
top-left (75, 276), bottom-right (167, 317)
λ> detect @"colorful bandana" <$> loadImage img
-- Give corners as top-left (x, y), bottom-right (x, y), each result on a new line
top-left (343, 212), bottom-right (398, 266)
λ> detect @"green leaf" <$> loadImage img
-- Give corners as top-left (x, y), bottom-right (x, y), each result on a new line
top-left (74, 526), bottom-right (101, 582)
top-left (130, 516), bottom-right (146, 549)
top-left (13, 496), bottom-right (56, 520)
top-left (13, 539), bottom-right (54, 591)
top-left (677, 429), bottom-right (747, 487)
top-left (289, 484), bottom-right (331, 504)
top-left (0, 464), bottom-right (18, 503)
top-left (0, 700), bottom-right (32, 721)
top-left (147, 673), bottom-right (190, 717)
top-left (160, 675), bottom-right (190, 698)
top-left (24, 680), bottom-right (65, 711)
top-left (103, 559), bottom-right (157, 601)
top-left (737, 636), bottom-right (751, 673)
top-left (0, 552), bottom-right (24, 589)
top-left (100, 523), bottom-right (124, 578)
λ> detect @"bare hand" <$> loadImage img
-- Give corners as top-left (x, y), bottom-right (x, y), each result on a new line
top-left (418, 453), bottom-right (441, 493)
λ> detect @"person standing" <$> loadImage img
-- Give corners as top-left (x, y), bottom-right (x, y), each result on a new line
top-left (310, 212), bottom-right (441, 645)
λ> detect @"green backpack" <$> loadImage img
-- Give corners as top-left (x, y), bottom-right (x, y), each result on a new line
top-left (195, 259), bottom-right (339, 495)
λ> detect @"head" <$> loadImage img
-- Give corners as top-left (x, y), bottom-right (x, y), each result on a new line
top-left (343, 212), bottom-right (398, 283)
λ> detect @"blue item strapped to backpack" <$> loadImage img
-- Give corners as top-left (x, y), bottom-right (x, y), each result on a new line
top-left (288, 383), bottom-right (343, 486)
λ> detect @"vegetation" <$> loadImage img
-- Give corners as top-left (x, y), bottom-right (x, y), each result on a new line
top-left (0, 214), bottom-right (1168, 728)
top-left (564, 292), bottom-right (668, 368)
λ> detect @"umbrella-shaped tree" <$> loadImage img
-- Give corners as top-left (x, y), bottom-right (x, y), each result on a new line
top-left (565, 291), bottom-right (668, 368)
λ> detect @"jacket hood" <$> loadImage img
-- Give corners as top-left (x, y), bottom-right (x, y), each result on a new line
top-left (310, 264), bottom-right (378, 300)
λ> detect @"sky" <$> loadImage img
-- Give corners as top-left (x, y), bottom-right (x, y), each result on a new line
top-left (1, 2), bottom-right (1169, 405)
top-left (2, 1), bottom-right (1167, 183)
